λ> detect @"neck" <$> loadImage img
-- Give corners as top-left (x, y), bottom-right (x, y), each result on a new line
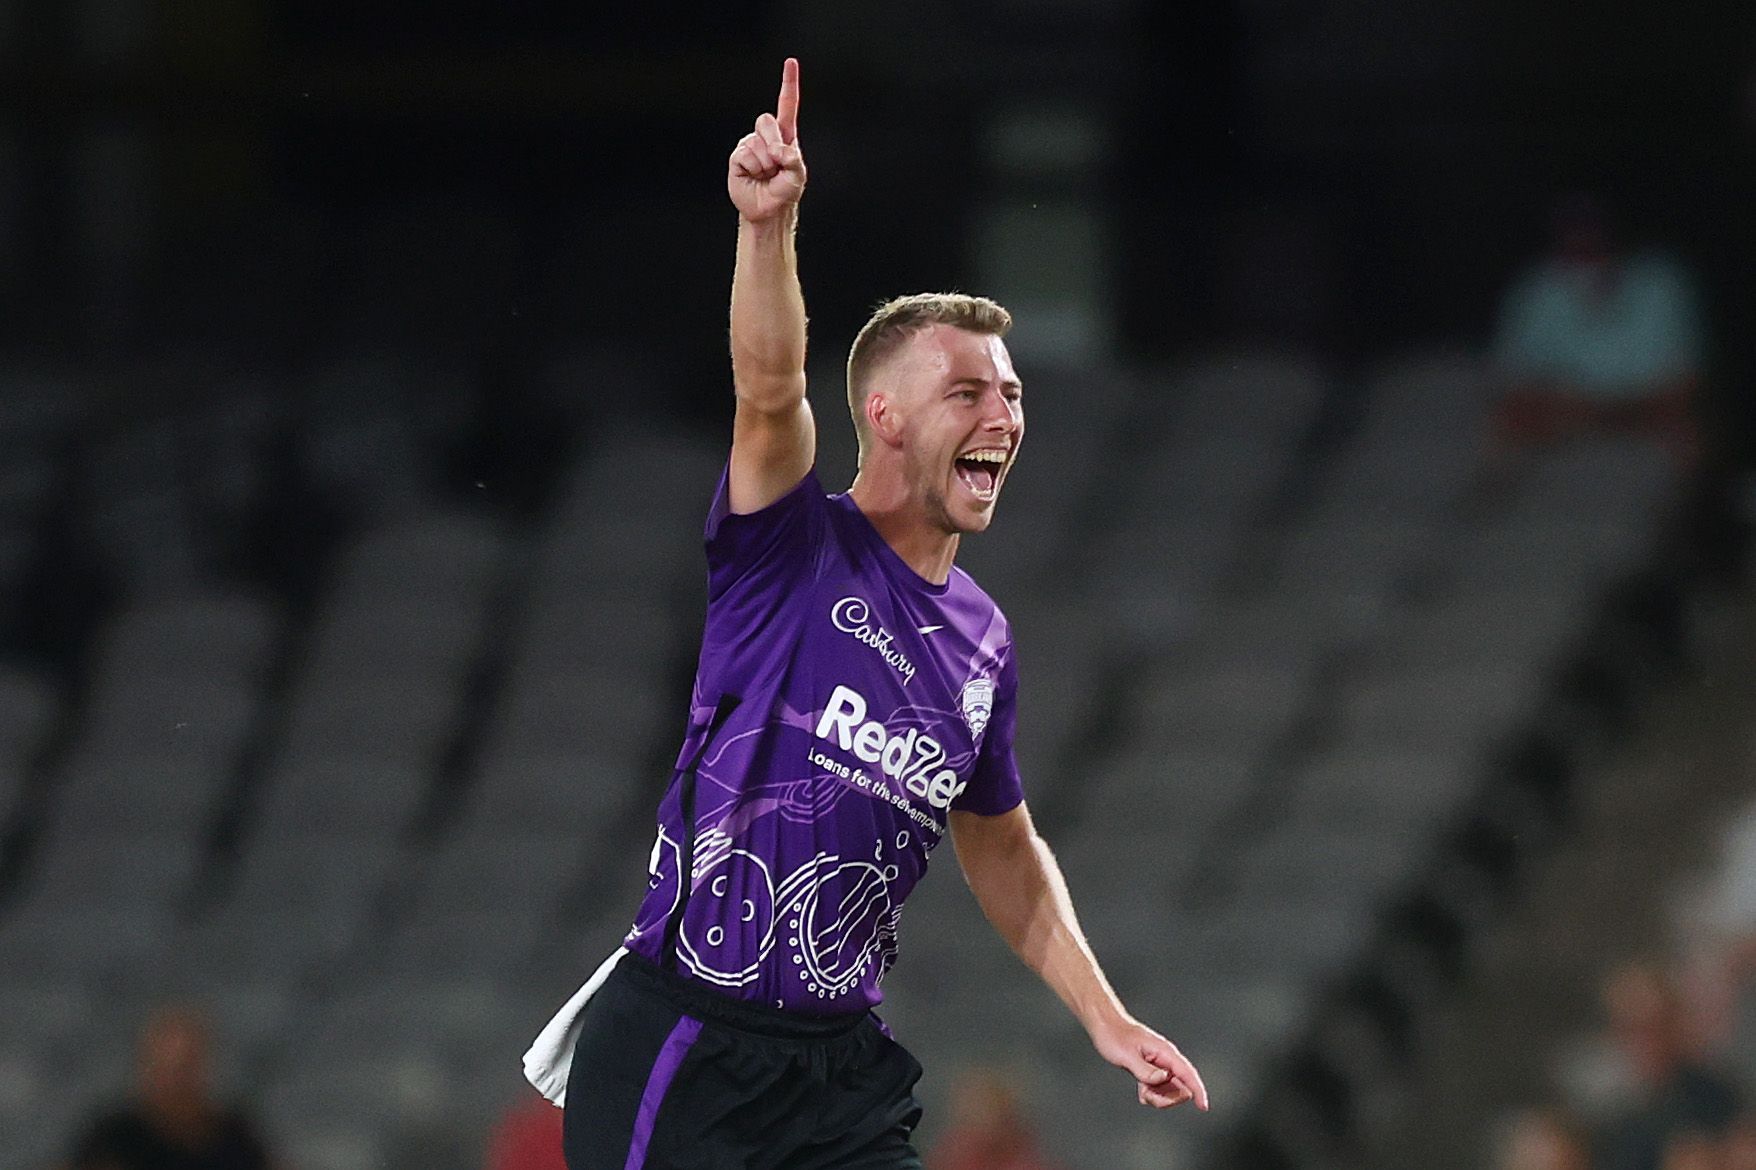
top-left (847, 473), bottom-right (959, 585)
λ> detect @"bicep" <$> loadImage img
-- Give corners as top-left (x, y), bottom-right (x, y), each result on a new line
top-left (729, 392), bottom-right (815, 515)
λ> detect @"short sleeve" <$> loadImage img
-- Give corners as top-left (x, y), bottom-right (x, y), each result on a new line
top-left (704, 464), bottom-right (826, 601)
top-left (953, 643), bottom-right (1024, 816)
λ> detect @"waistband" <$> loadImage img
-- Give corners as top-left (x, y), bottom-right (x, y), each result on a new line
top-left (618, 952), bottom-right (870, 1041)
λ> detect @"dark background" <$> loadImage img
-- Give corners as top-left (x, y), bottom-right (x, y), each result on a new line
top-left (4, 0), bottom-right (1752, 418)
top-left (4, 4), bottom-right (1756, 1169)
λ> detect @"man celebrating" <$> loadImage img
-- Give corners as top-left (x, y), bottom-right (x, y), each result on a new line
top-left (525, 58), bottom-right (1207, 1169)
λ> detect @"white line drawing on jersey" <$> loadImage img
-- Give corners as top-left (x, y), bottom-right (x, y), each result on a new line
top-left (645, 841), bottom-right (910, 1001)
top-left (676, 848), bottom-right (779, 987)
top-left (780, 855), bottom-right (903, 1001)
top-left (626, 829), bottom-right (683, 943)
top-left (916, 624), bottom-right (944, 635)
top-left (691, 774), bottom-right (855, 869)
top-left (632, 699), bottom-right (973, 997)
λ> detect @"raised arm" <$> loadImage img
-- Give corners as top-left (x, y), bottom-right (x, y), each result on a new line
top-left (726, 57), bottom-right (814, 514)
top-left (950, 804), bottom-right (1209, 1112)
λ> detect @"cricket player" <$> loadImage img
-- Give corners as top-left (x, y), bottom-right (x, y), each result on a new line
top-left (525, 58), bottom-right (1207, 1170)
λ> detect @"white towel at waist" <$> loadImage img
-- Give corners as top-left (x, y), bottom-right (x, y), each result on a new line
top-left (522, 947), bottom-right (628, 1107)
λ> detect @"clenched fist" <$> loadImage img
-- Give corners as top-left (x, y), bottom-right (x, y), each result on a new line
top-left (728, 58), bottom-right (806, 223)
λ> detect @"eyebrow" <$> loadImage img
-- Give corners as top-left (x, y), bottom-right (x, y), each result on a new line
top-left (949, 376), bottom-right (1024, 391)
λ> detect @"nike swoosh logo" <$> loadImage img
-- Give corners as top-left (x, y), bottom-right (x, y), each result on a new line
top-left (917, 625), bottom-right (944, 635)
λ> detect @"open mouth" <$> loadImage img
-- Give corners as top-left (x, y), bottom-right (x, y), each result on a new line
top-left (954, 450), bottom-right (1006, 501)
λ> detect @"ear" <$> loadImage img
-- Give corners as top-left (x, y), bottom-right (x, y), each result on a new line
top-left (866, 390), bottom-right (906, 450)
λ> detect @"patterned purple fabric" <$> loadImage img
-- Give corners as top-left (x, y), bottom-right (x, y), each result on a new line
top-left (623, 467), bottom-right (1024, 1014)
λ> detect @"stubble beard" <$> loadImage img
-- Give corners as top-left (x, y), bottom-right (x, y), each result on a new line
top-left (922, 483), bottom-right (961, 536)
top-left (924, 480), bottom-right (995, 537)
top-left (907, 446), bottom-right (994, 537)
top-left (911, 450), bottom-right (966, 537)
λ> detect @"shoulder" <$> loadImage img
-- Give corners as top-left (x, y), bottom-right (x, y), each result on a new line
top-left (948, 565), bottom-right (1010, 627)
top-left (71, 1106), bottom-right (153, 1160)
top-left (706, 465), bottom-right (837, 590)
top-left (709, 464), bottom-right (829, 533)
top-left (79, 1105), bottom-right (145, 1137)
top-left (94, 1104), bottom-right (153, 1131)
top-left (945, 566), bottom-right (1017, 675)
top-left (1626, 250), bottom-right (1699, 296)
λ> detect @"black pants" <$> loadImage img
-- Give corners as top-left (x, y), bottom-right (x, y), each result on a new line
top-left (561, 954), bottom-right (924, 1170)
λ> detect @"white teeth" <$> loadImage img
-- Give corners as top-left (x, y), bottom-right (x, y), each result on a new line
top-left (956, 449), bottom-right (1005, 503)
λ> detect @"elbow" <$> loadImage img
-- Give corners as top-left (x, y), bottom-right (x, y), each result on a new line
top-left (734, 371), bottom-right (807, 415)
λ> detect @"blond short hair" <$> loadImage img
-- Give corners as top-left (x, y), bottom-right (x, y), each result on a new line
top-left (845, 293), bottom-right (1013, 462)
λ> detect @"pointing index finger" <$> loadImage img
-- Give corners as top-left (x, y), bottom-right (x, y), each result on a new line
top-left (776, 57), bottom-right (800, 144)
top-left (1181, 1066), bottom-right (1210, 1112)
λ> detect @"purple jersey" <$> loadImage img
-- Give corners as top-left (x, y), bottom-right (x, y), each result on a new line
top-left (623, 466), bottom-right (1025, 1013)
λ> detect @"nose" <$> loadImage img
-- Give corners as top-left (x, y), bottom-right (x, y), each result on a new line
top-left (980, 387), bottom-right (1018, 434)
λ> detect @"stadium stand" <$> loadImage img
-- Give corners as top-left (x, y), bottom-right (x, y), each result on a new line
top-left (0, 283), bottom-right (1707, 1170)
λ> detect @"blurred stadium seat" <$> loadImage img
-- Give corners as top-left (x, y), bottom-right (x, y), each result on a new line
top-left (0, 332), bottom-right (1700, 1170)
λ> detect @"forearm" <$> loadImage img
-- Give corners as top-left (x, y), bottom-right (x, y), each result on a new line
top-left (950, 789), bottom-right (1205, 1108)
top-left (967, 829), bottom-right (1130, 1037)
top-left (730, 208), bottom-right (807, 412)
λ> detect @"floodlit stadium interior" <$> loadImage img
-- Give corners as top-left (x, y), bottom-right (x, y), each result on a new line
top-left (2, 4), bottom-right (1756, 1170)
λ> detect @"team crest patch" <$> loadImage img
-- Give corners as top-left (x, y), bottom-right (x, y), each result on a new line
top-left (960, 676), bottom-right (995, 739)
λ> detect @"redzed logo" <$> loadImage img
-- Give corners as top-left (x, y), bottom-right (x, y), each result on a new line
top-left (813, 684), bottom-right (967, 810)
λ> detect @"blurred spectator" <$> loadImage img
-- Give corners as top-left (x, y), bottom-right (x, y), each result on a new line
top-left (1675, 816), bottom-right (1756, 1079)
top-left (1491, 193), bottom-right (1706, 466)
top-left (1597, 963), bottom-right (1741, 1170)
top-left (1660, 1132), bottom-right (1725, 1170)
top-left (926, 1068), bottom-right (1062, 1170)
top-left (66, 1005), bottom-right (272, 1170)
top-left (1495, 1106), bottom-right (1593, 1170)
top-left (484, 1096), bottom-right (567, 1170)
top-left (1723, 1114), bottom-right (1756, 1170)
